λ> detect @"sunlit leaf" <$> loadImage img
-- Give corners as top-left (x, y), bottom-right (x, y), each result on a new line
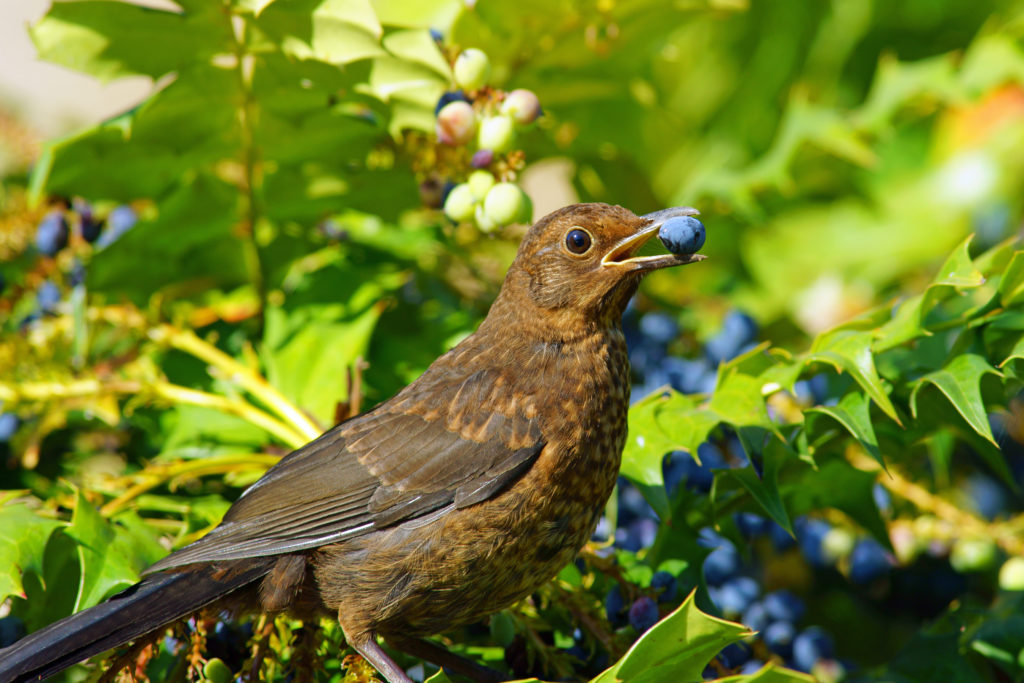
top-left (909, 353), bottom-right (1001, 446)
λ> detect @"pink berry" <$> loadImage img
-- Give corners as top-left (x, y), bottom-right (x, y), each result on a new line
top-left (436, 101), bottom-right (477, 146)
top-left (501, 89), bottom-right (542, 125)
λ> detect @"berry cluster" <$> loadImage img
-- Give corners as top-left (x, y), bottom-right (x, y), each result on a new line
top-left (432, 46), bottom-right (540, 232)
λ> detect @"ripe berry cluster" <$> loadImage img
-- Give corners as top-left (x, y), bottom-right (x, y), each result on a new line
top-left (432, 46), bottom-right (540, 232)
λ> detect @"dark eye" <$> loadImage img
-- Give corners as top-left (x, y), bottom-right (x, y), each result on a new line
top-left (565, 228), bottom-right (592, 254)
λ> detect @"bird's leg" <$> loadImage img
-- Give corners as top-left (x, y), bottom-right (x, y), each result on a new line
top-left (385, 635), bottom-right (507, 683)
top-left (342, 628), bottom-right (414, 683)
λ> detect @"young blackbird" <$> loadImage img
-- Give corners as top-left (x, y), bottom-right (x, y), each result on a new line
top-left (0, 202), bottom-right (704, 683)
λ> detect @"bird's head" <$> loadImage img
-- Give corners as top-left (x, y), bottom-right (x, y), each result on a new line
top-left (488, 202), bottom-right (705, 336)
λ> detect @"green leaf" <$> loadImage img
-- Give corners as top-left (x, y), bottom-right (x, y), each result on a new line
top-left (998, 251), bottom-right (1024, 307)
top-left (721, 435), bottom-right (793, 535)
top-left (382, 29), bottom-right (452, 79)
top-left (371, 0), bottom-right (462, 28)
top-left (30, 1), bottom-right (227, 82)
top-left (592, 591), bottom-right (750, 683)
top-left (909, 353), bottom-right (1001, 446)
top-left (0, 506), bottom-right (65, 602)
top-left (259, 0), bottom-right (385, 65)
top-left (712, 662), bottom-right (815, 682)
top-left (806, 391), bottom-right (884, 468)
top-left (63, 491), bottom-right (165, 611)
top-left (708, 371), bottom-right (776, 432)
top-left (807, 329), bottom-right (900, 424)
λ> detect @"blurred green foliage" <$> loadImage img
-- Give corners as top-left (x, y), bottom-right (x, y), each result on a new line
top-left (2, 0), bottom-right (1024, 682)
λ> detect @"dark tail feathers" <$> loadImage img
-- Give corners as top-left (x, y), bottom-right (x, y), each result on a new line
top-left (0, 561), bottom-right (271, 683)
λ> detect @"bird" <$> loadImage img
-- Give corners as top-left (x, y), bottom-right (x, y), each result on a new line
top-left (0, 202), bottom-right (704, 683)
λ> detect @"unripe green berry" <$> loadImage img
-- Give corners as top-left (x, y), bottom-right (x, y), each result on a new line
top-left (454, 48), bottom-right (491, 90)
top-left (477, 115), bottom-right (516, 153)
top-left (483, 183), bottom-right (526, 226)
top-left (467, 170), bottom-right (496, 200)
top-left (443, 183), bottom-right (477, 222)
top-left (475, 203), bottom-right (499, 233)
top-left (822, 527), bottom-right (855, 563)
top-left (950, 537), bottom-right (999, 573)
top-left (202, 658), bottom-right (233, 683)
top-left (999, 556), bottom-right (1024, 590)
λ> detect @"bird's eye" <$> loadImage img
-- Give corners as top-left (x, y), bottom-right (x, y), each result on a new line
top-left (565, 228), bottom-right (592, 255)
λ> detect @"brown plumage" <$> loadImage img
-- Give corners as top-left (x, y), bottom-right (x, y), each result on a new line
top-left (0, 202), bottom-right (704, 683)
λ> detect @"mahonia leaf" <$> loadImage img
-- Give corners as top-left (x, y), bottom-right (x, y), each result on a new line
top-left (909, 353), bottom-right (1001, 446)
top-left (0, 506), bottom-right (65, 602)
top-left (806, 390), bottom-right (884, 469)
top-left (591, 591), bottom-right (750, 683)
top-left (807, 329), bottom-right (900, 424)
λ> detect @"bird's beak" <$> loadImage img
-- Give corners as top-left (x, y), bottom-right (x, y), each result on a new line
top-left (601, 206), bottom-right (707, 271)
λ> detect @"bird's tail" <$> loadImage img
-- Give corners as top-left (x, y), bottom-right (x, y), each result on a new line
top-left (0, 560), bottom-right (272, 683)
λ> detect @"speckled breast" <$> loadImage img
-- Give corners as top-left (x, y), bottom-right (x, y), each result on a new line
top-left (363, 328), bottom-right (632, 636)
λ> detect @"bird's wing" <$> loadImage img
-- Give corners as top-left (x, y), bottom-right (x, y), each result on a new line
top-left (144, 368), bottom-right (544, 573)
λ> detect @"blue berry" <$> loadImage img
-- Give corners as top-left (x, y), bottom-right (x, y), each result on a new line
top-left (739, 660), bottom-right (763, 674)
top-left (434, 90), bottom-right (470, 115)
top-left (650, 571), bottom-right (677, 603)
top-left (763, 590), bottom-right (805, 623)
top-left (0, 413), bottom-right (19, 442)
top-left (796, 517), bottom-right (832, 567)
top-left (35, 211), bottom-right (69, 256)
top-left (37, 281), bottom-right (61, 313)
top-left (705, 311), bottom-right (758, 364)
top-left (792, 627), bottom-right (834, 673)
top-left (849, 538), bottom-right (892, 584)
top-left (763, 621), bottom-right (796, 658)
top-left (658, 215), bottom-right (705, 255)
top-left (605, 585), bottom-right (626, 626)
top-left (717, 641), bottom-right (752, 669)
top-left (429, 27), bottom-right (443, 42)
top-left (615, 517), bottom-right (658, 551)
top-left (768, 521), bottom-right (797, 551)
top-left (711, 576), bottom-right (759, 615)
top-left (96, 206), bottom-right (137, 248)
top-left (872, 483), bottom-right (892, 515)
top-left (628, 596), bottom-right (659, 633)
top-left (965, 474), bottom-right (1009, 520)
top-left (663, 357), bottom-right (716, 395)
top-left (741, 601), bottom-right (770, 632)
top-left (735, 512), bottom-right (769, 538)
top-left (639, 312), bottom-right (678, 345)
top-left (703, 544), bottom-right (741, 585)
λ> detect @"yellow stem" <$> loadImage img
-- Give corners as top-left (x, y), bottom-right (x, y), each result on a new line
top-left (848, 450), bottom-right (1024, 556)
top-left (150, 325), bottom-right (322, 441)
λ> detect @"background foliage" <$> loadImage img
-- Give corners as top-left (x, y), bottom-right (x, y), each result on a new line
top-left (2, 0), bottom-right (1024, 682)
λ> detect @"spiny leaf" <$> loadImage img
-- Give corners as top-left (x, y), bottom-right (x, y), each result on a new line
top-left (806, 391), bottom-right (884, 469)
top-left (909, 353), bottom-right (1002, 446)
top-left (807, 329), bottom-right (901, 424)
top-left (721, 435), bottom-right (794, 535)
top-left (0, 506), bottom-right (65, 602)
top-left (591, 591), bottom-right (750, 683)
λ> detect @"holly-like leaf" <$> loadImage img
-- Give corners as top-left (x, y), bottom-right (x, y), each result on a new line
top-left (807, 329), bottom-right (900, 424)
top-left (592, 591), bottom-right (750, 683)
top-left (712, 662), bottom-right (815, 682)
top-left (63, 491), bottom-right (166, 611)
top-left (909, 353), bottom-right (1001, 446)
top-left (998, 251), bottom-right (1024, 307)
top-left (806, 390), bottom-right (884, 468)
top-left (708, 370), bottom-right (777, 432)
top-left (0, 506), bottom-right (65, 602)
top-left (720, 435), bottom-right (794, 534)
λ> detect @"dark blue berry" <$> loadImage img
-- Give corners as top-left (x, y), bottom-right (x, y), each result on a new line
top-left (849, 538), bottom-right (892, 584)
top-left (35, 211), bottom-right (69, 256)
top-left (658, 215), bottom-right (705, 255)
top-left (639, 312), bottom-right (678, 345)
top-left (796, 517), bottom-right (832, 567)
top-left (703, 544), bottom-right (740, 585)
top-left (628, 596), bottom-right (659, 633)
top-left (0, 413), bottom-right (19, 442)
top-left (741, 601), bottom-right (769, 632)
top-left (763, 590), bottom-right (805, 623)
top-left (735, 512), bottom-right (769, 538)
top-left (792, 627), bottom-right (834, 673)
top-left (717, 641), bottom-right (752, 669)
top-left (705, 311), bottom-right (758, 364)
top-left (605, 585), bottom-right (626, 626)
top-left (650, 571), bottom-right (677, 603)
top-left (768, 521), bottom-right (797, 551)
top-left (37, 281), bottom-right (60, 313)
top-left (96, 206), bottom-right (137, 248)
top-left (763, 621), bottom-right (796, 658)
top-left (434, 90), bottom-right (470, 115)
top-left (964, 474), bottom-right (1008, 520)
top-left (711, 576), bottom-right (759, 614)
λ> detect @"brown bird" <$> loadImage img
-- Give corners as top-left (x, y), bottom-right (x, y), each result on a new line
top-left (0, 202), bottom-right (704, 683)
